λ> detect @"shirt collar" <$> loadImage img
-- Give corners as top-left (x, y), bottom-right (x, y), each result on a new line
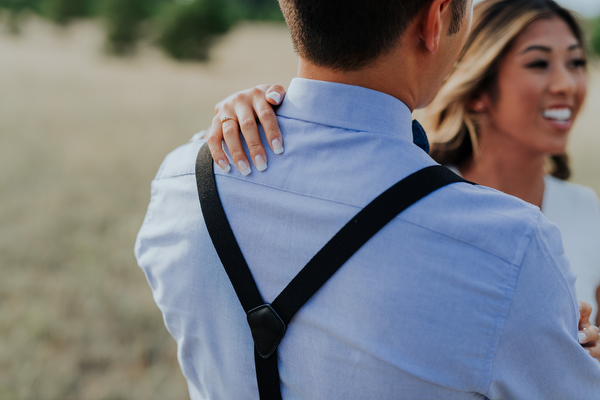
top-left (276, 78), bottom-right (413, 143)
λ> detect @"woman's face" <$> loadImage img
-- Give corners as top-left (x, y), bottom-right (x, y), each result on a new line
top-left (479, 16), bottom-right (587, 156)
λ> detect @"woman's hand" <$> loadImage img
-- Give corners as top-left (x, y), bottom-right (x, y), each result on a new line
top-left (208, 84), bottom-right (287, 175)
top-left (578, 301), bottom-right (600, 359)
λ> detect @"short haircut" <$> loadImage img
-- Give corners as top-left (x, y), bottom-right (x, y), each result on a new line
top-left (279, 0), bottom-right (469, 71)
top-left (449, 0), bottom-right (469, 35)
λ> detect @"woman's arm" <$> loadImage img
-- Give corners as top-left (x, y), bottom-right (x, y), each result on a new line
top-left (207, 84), bottom-right (287, 174)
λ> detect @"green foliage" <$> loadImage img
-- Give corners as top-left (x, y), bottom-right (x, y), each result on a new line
top-left (38, 0), bottom-right (96, 25)
top-left (101, 0), bottom-right (149, 55)
top-left (0, 0), bottom-right (95, 31)
top-left (0, 0), bottom-right (43, 33)
top-left (0, 0), bottom-right (284, 60)
top-left (0, 0), bottom-right (41, 12)
top-left (591, 16), bottom-right (600, 58)
top-left (155, 0), bottom-right (238, 61)
top-left (232, 0), bottom-right (283, 22)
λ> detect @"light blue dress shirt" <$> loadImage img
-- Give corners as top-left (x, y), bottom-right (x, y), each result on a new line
top-left (135, 78), bottom-right (600, 399)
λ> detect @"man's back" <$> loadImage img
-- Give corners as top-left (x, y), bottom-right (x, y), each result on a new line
top-left (135, 79), bottom-right (600, 399)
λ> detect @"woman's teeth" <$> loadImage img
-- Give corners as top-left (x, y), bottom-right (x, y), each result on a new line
top-left (543, 108), bottom-right (571, 122)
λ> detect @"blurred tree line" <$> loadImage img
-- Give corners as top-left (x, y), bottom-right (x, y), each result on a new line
top-left (1, 1), bottom-right (600, 61)
top-left (0, 0), bottom-right (284, 60)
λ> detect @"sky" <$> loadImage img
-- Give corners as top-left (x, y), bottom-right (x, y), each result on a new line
top-left (475, 0), bottom-right (600, 17)
top-left (554, 0), bottom-right (599, 16)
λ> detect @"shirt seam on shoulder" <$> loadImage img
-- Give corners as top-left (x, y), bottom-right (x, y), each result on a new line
top-left (276, 113), bottom-right (380, 135)
top-left (398, 216), bottom-right (532, 265)
top-left (152, 169), bottom-right (370, 210)
top-left (153, 141), bottom-right (203, 181)
top-left (535, 215), bottom-right (579, 315)
top-left (186, 171), bottom-right (534, 266)
top-left (482, 211), bottom-right (574, 397)
top-left (481, 256), bottom-right (530, 396)
top-left (154, 170), bottom-right (196, 181)
top-left (213, 173), bottom-right (371, 209)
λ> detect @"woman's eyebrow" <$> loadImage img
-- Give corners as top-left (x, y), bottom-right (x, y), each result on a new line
top-left (520, 45), bottom-right (551, 54)
top-left (519, 43), bottom-right (582, 55)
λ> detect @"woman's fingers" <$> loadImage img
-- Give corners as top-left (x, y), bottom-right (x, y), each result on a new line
top-left (207, 114), bottom-right (231, 173)
top-left (232, 92), bottom-right (267, 173)
top-left (595, 285), bottom-right (600, 326)
top-left (250, 86), bottom-right (283, 156)
top-left (213, 99), bottom-right (253, 175)
top-left (209, 84), bottom-right (286, 174)
top-left (578, 325), bottom-right (599, 344)
top-left (586, 335), bottom-right (600, 360)
top-left (265, 84), bottom-right (286, 105)
top-left (579, 301), bottom-right (593, 330)
top-left (221, 102), bottom-right (253, 175)
top-left (579, 325), bottom-right (600, 359)
top-left (578, 301), bottom-right (600, 360)
top-left (265, 85), bottom-right (286, 154)
top-left (587, 342), bottom-right (600, 360)
top-left (215, 87), bottom-right (266, 174)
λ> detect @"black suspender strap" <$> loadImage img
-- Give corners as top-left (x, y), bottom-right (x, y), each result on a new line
top-left (195, 143), bottom-right (470, 399)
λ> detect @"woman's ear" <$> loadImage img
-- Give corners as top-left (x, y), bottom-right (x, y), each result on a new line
top-left (468, 97), bottom-right (486, 113)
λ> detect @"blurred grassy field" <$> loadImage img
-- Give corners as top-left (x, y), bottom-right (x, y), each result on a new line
top-left (0, 16), bottom-right (297, 400)
top-left (1, 15), bottom-right (599, 400)
top-left (568, 58), bottom-right (600, 192)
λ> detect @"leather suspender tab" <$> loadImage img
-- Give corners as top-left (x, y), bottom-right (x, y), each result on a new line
top-left (247, 304), bottom-right (287, 359)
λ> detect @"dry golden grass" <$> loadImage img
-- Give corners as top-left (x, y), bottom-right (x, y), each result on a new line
top-left (0, 16), bottom-right (297, 400)
top-left (1, 15), bottom-right (599, 400)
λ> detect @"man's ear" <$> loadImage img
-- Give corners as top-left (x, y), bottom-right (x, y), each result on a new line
top-left (421, 0), bottom-right (454, 54)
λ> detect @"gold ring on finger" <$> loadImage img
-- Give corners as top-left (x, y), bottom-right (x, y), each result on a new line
top-left (221, 116), bottom-right (237, 124)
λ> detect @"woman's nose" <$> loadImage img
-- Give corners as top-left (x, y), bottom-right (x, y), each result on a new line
top-left (549, 65), bottom-right (577, 96)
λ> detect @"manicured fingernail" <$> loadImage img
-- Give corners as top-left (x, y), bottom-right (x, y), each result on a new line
top-left (272, 139), bottom-right (284, 154)
top-left (578, 332), bottom-right (587, 343)
top-left (237, 160), bottom-right (251, 176)
top-left (267, 91), bottom-right (282, 105)
top-left (254, 154), bottom-right (267, 172)
top-left (218, 159), bottom-right (231, 173)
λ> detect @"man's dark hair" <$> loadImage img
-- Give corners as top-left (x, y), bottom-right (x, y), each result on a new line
top-left (279, 0), bottom-right (469, 71)
top-left (449, 0), bottom-right (468, 35)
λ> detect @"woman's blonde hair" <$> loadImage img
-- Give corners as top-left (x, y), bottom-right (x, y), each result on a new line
top-left (424, 0), bottom-right (586, 179)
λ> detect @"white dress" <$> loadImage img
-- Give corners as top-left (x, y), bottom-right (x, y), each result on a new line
top-left (542, 175), bottom-right (600, 323)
